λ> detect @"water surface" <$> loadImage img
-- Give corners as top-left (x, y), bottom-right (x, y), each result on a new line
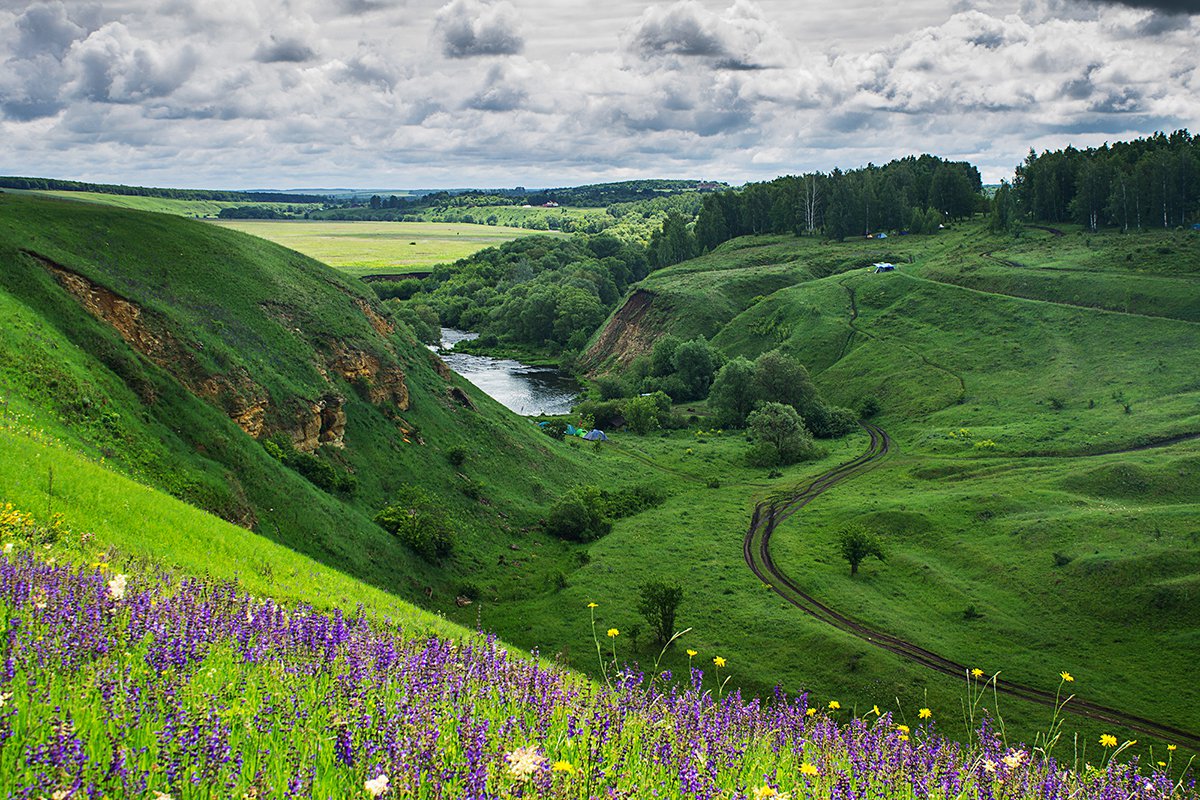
top-left (431, 328), bottom-right (580, 416)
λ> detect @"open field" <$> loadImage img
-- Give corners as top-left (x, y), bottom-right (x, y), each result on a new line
top-left (210, 219), bottom-right (563, 276)
top-left (11, 188), bottom-right (322, 218)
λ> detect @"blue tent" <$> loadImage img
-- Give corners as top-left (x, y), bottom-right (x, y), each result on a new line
top-left (565, 424), bottom-right (579, 436)
top-left (582, 429), bottom-right (609, 441)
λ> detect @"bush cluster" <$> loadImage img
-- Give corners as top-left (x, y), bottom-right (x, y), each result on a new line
top-left (262, 435), bottom-right (357, 495)
top-left (544, 484), bottom-right (666, 542)
top-left (374, 486), bottom-right (455, 562)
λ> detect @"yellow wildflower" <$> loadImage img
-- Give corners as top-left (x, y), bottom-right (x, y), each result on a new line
top-left (713, 656), bottom-right (726, 668)
top-left (1099, 734), bottom-right (1118, 748)
top-left (918, 708), bottom-right (932, 719)
top-left (753, 787), bottom-right (790, 799)
top-left (552, 760), bottom-right (575, 774)
top-left (871, 705), bottom-right (881, 716)
top-left (1158, 762), bottom-right (1167, 768)
top-left (896, 725), bottom-right (910, 734)
top-left (686, 649), bottom-right (698, 657)
top-left (806, 708), bottom-right (817, 717)
top-left (587, 602), bottom-right (598, 608)
top-left (1168, 745), bottom-right (1177, 752)
top-left (800, 762), bottom-right (819, 777)
top-left (1060, 671), bottom-right (1074, 683)
top-left (971, 668), bottom-right (984, 678)
top-left (606, 628), bottom-right (619, 638)
top-left (828, 700), bottom-right (840, 710)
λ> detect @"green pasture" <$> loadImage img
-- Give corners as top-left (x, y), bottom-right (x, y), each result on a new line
top-left (14, 188), bottom-right (321, 218)
top-left (209, 219), bottom-right (562, 276)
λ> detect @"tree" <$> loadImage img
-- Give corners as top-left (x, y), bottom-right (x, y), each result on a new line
top-left (637, 580), bottom-right (684, 647)
top-left (989, 181), bottom-right (1016, 234)
top-left (838, 524), bottom-right (885, 576)
top-left (753, 350), bottom-right (820, 418)
top-left (707, 357), bottom-right (760, 426)
top-left (624, 391), bottom-right (670, 434)
top-left (671, 338), bottom-right (721, 401)
top-left (747, 402), bottom-right (817, 466)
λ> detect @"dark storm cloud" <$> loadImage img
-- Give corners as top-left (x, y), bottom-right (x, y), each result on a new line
top-left (254, 35), bottom-right (318, 63)
top-left (337, 0), bottom-right (401, 12)
top-left (435, 0), bottom-right (524, 58)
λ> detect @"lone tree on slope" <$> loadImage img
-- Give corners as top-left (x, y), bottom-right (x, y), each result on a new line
top-left (839, 524), bottom-right (886, 577)
top-left (637, 580), bottom-right (684, 647)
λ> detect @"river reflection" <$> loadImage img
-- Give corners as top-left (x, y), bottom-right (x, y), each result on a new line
top-left (430, 328), bottom-right (580, 416)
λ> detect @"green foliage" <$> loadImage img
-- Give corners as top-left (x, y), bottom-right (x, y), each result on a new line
top-left (445, 445), bottom-right (469, 467)
top-left (838, 524), bottom-right (886, 576)
top-left (594, 375), bottom-right (629, 400)
top-left (637, 579), bottom-right (685, 646)
top-left (573, 398), bottom-right (625, 429)
top-left (746, 402), bottom-right (818, 466)
top-left (374, 486), bottom-right (455, 562)
top-left (263, 435), bottom-right (357, 496)
top-left (541, 420), bottom-right (569, 440)
top-left (624, 391), bottom-right (671, 434)
top-left (707, 357), bottom-right (760, 427)
top-left (544, 485), bottom-right (612, 542)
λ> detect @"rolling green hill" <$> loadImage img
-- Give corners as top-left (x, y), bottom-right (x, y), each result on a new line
top-left (0, 191), bottom-right (616, 609)
top-left (577, 220), bottom-right (1200, 738)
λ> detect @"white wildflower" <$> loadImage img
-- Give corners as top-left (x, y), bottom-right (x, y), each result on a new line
top-left (505, 745), bottom-right (547, 781)
top-left (107, 573), bottom-right (128, 601)
top-left (982, 759), bottom-right (997, 774)
top-left (3, 542), bottom-right (12, 554)
top-left (363, 774), bottom-right (389, 797)
top-left (1002, 750), bottom-right (1026, 769)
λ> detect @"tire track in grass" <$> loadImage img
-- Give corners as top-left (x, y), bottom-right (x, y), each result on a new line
top-left (744, 423), bottom-right (1200, 749)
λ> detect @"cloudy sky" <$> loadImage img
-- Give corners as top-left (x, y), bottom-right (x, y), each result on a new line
top-left (1, 0), bottom-right (1198, 189)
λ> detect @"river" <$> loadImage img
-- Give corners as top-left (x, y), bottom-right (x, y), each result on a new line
top-left (430, 328), bottom-right (580, 416)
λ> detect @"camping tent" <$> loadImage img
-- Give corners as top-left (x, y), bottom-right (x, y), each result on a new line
top-left (565, 424), bottom-right (578, 436)
top-left (582, 429), bottom-right (609, 441)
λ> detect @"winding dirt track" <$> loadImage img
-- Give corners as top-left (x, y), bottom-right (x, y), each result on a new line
top-left (743, 424), bottom-right (1200, 748)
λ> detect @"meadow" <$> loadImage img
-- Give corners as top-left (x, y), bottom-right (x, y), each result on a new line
top-left (6, 542), bottom-right (1191, 799)
top-left (209, 219), bottom-right (563, 277)
top-left (11, 188), bottom-right (322, 218)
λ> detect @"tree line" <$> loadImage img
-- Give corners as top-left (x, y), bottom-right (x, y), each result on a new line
top-left (1011, 129), bottom-right (1199, 231)
top-left (0, 176), bottom-right (327, 205)
top-left (646, 155), bottom-right (983, 267)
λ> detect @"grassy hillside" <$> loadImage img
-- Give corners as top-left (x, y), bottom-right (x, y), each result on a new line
top-left (0, 192), bottom-right (618, 611)
top-left (576, 220), bottom-right (1200, 741)
top-left (10, 188), bottom-right (321, 218)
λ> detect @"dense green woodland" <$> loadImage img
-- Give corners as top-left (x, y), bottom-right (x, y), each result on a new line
top-left (1011, 130), bottom-right (1200, 231)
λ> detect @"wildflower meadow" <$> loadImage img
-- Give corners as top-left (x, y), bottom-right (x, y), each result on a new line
top-left (0, 547), bottom-right (1194, 799)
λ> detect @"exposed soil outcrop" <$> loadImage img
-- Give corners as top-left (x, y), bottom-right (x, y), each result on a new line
top-left (582, 289), bottom-right (662, 373)
top-left (355, 298), bottom-right (394, 337)
top-left (328, 343), bottom-right (410, 411)
top-left (36, 253), bottom-right (270, 439)
top-left (291, 394), bottom-right (347, 452)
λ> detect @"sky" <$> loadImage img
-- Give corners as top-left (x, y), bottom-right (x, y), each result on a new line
top-left (1, 0), bottom-right (1198, 189)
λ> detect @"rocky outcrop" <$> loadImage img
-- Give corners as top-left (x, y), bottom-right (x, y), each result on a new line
top-left (356, 298), bottom-right (394, 337)
top-left (328, 343), bottom-right (410, 411)
top-left (291, 395), bottom-right (347, 452)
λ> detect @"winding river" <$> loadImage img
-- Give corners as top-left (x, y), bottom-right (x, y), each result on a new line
top-left (430, 328), bottom-right (580, 416)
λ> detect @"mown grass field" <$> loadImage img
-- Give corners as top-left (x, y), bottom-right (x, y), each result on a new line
top-left (210, 219), bottom-right (564, 277)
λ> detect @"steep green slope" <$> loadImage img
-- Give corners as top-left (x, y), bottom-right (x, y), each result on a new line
top-left (0, 192), bottom-right (608, 607)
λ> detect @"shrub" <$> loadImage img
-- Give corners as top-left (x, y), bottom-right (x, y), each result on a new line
top-left (573, 399), bottom-right (624, 429)
top-left (624, 392), bottom-right (671, 434)
top-left (446, 445), bottom-right (469, 467)
top-left (857, 396), bottom-right (881, 419)
top-left (262, 435), bottom-right (356, 495)
top-left (637, 580), bottom-right (684, 646)
top-left (544, 486), bottom-right (611, 542)
top-left (374, 486), bottom-right (455, 562)
top-left (541, 420), bottom-right (569, 440)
